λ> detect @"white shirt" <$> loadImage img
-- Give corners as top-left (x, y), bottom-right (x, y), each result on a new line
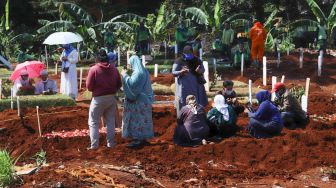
top-left (35, 79), bottom-right (58, 94)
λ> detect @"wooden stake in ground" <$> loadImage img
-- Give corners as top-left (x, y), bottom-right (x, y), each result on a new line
top-left (241, 53), bottom-right (244, 76)
top-left (199, 48), bottom-right (203, 61)
top-left (263, 56), bottom-right (267, 86)
top-left (10, 87), bottom-right (13, 109)
top-left (77, 43), bottom-right (81, 61)
top-left (287, 48), bottom-right (289, 56)
top-left (164, 41), bottom-right (167, 58)
top-left (203, 61), bottom-right (209, 92)
top-left (154, 64), bottom-right (158, 77)
top-left (36, 106), bottom-right (42, 137)
top-left (277, 52), bottom-right (281, 68)
top-left (213, 58), bottom-right (217, 75)
top-left (174, 77), bottom-right (180, 115)
top-left (248, 80), bottom-right (252, 104)
top-left (318, 51), bottom-right (323, 77)
top-left (79, 67), bottom-right (83, 89)
top-left (117, 47), bottom-right (121, 66)
top-left (55, 63), bottom-right (58, 75)
top-left (175, 44), bottom-right (178, 57)
top-left (141, 55), bottom-right (146, 67)
top-left (17, 96), bottom-right (20, 117)
top-left (299, 47), bottom-right (303, 69)
top-left (271, 76), bottom-right (277, 101)
top-left (45, 45), bottom-right (49, 70)
top-left (0, 79), bottom-right (2, 99)
top-left (281, 75), bottom-right (285, 83)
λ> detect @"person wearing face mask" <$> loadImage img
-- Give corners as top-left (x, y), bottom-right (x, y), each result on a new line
top-left (13, 70), bottom-right (35, 96)
top-left (172, 45), bottom-right (208, 110)
top-left (272, 82), bottom-right (308, 129)
top-left (217, 80), bottom-right (244, 115)
top-left (35, 70), bottom-right (57, 95)
top-left (60, 43), bottom-right (78, 100)
top-left (207, 95), bottom-right (238, 139)
top-left (174, 95), bottom-right (210, 147)
top-left (246, 90), bottom-right (283, 138)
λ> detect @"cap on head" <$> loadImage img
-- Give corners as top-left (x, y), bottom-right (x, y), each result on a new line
top-left (272, 82), bottom-right (286, 93)
top-left (40, 69), bottom-right (48, 76)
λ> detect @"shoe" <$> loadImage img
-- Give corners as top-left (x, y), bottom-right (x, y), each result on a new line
top-left (107, 143), bottom-right (115, 148)
top-left (86, 146), bottom-right (98, 150)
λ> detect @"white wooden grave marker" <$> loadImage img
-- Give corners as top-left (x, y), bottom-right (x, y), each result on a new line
top-left (263, 56), bottom-right (267, 86)
top-left (203, 61), bottom-right (210, 92)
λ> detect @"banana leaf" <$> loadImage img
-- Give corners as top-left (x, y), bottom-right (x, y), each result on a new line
top-left (184, 7), bottom-right (209, 26)
top-left (10, 33), bottom-right (35, 43)
top-left (109, 13), bottom-right (145, 23)
top-left (37, 20), bottom-right (75, 34)
top-left (327, 1), bottom-right (336, 29)
top-left (305, 0), bottom-right (327, 23)
top-left (225, 13), bottom-right (251, 22)
top-left (264, 9), bottom-right (278, 31)
top-left (154, 2), bottom-right (166, 35)
top-left (214, 0), bottom-right (221, 29)
top-left (55, 2), bottom-right (95, 26)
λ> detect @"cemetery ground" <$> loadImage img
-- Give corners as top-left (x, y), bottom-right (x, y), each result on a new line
top-left (1, 51), bottom-right (336, 187)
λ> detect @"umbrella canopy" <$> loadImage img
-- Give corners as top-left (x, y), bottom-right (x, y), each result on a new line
top-left (43, 32), bottom-right (83, 45)
top-left (10, 61), bottom-right (45, 81)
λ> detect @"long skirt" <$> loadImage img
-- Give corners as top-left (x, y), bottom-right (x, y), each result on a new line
top-left (60, 63), bottom-right (78, 99)
top-left (122, 100), bottom-right (154, 140)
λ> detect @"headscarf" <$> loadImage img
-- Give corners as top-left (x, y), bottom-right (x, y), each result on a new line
top-left (123, 55), bottom-right (153, 103)
top-left (107, 52), bottom-right (117, 63)
top-left (256, 90), bottom-right (271, 104)
top-left (186, 95), bottom-right (197, 114)
top-left (61, 44), bottom-right (75, 57)
top-left (214, 95), bottom-right (230, 121)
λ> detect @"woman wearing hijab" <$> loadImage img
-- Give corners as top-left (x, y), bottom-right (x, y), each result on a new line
top-left (207, 95), bottom-right (237, 138)
top-left (172, 45), bottom-right (208, 110)
top-left (173, 95), bottom-right (210, 147)
top-left (60, 44), bottom-right (78, 99)
top-left (121, 55), bottom-right (154, 148)
top-left (246, 90), bottom-right (283, 138)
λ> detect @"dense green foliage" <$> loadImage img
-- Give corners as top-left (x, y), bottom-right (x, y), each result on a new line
top-left (0, 150), bottom-right (17, 187)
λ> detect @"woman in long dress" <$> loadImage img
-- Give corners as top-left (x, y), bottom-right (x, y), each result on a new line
top-left (60, 44), bottom-right (78, 99)
top-left (121, 55), bottom-right (154, 148)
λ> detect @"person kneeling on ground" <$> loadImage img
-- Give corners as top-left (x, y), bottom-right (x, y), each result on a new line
top-left (174, 95), bottom-right (210, 146)
top-left (35, 70), bottom-right (58, 95)
top-left (272, 82), bottom-right (309, 129)
top-left (207, 95), bottom-right (238, 139)
top-left (86, 49), bottom-right (122, 149)
top-left (13, 70), bottom-right (35, 96)
top-left (217, 80), bottom-right (244, 115)
top-left (246, 90), bottom-right (283, 138)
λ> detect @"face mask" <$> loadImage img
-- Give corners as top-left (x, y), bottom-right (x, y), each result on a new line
top-left (183, 53), bottom-right (194, 61)
top-left (225, 90), bottom-right (233, 95)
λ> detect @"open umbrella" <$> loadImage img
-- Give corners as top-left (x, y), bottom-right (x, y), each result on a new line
top-left (43, 32), bottom-right (83, 45)
top-left (10, 61), bottom-right (45, 81)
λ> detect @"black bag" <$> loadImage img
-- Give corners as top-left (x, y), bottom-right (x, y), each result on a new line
top-left (197, 75), bottom-right (207, 84)
top-left (62, 67), bottom-right (69, 73)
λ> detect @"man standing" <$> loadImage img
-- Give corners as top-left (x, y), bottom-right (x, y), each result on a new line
top-left (136, 21), bottom-right (151, 55)
top-left (249, 21), bottom-right (267, 69)
top-left (176, 21), bottom-right (189, 54)
top-left (221, 22), bottom-right (234, 59)
top-left (35, 70), bottom-right (57, 95)
top-left (86, 49), bottom-right (122, 149)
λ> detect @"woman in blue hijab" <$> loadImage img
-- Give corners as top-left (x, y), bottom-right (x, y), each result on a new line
top-left (121, 55), bottom-right (154, 148)
top-left (246, 90), bottom-right (283, 138)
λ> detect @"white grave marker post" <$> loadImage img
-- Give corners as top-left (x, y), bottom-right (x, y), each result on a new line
top-left (36, 106), bottom-right (42, 137)
top-left (154, 64), bottom-right (158, 77)
top-left (141, 55), bottom-right (146, 67)
top-left (213, 58), bottom-right (217, 75)
top-left (54, 63), bottom-right (58, 75)
top-left (281, 75), bottom-right (285, 83)
top-left (17, 96), bottom-right (20, 117)
top-left (79, 67), bottom-right (83, 89)
top-left (10, 88), bottom-right (13, 109)
top-left (287, 48), bottom-right (289, 56)
top-left (117, 47), bottom-right (121, 66)
top-left (301, 78), bottom-right (310, 113)
top-left (126, 51), bottom-right (130, 65)
top-left (175, 44), bottom-right (178, 57)
top-left (271, 76), bottom-right (277, 101)
top-left (174, 77), bottom-right (180, 115)
top-left (263, 56), bottom-right (267, 86)
top-left (299, 47), bottom-right (303, 69)
top-left (241, 53), bottom-right (244, 76)
top-left (164, 41), bottom-right (167, 58)
top-left (203, 61), bottom-right (210, 92)
top-left (277, 52), bottom-right (281, 68)
top-left (318, 55), bottom-right (322, 77)
top-left (248, 80), bottom-right (252, 104)
top-left (77, 43), bottom-right (81, 61)
top-left (199, 48), bottom-right (203, 61)
top-left (0, 79), bottom-right (2, 99)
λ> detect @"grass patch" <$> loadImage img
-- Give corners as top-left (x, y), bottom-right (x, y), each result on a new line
top-left (0, 94), bottom-right (76, 111)
top-left (152, 83), bottom-right (174, 95)
top-left (0, 150), bottom-right (17, 187)
top-left (0, 69), bottom-right (12, 79)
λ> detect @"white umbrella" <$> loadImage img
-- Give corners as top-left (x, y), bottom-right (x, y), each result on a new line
top-left (43, 32), bottom-right (83, 45)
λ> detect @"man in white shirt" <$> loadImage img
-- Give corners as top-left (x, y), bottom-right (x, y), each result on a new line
top-left (35, 70), bottom-right (58, 95)
top-left (13, 70), bottom-right (35, 96)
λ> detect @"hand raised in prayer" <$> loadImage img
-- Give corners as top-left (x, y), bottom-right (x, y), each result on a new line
top-left (181, 67), bottom-right (189, 75)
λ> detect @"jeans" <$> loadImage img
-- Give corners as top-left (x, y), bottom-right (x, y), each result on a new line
top-left (88, 95), bottom-right (116, 148)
